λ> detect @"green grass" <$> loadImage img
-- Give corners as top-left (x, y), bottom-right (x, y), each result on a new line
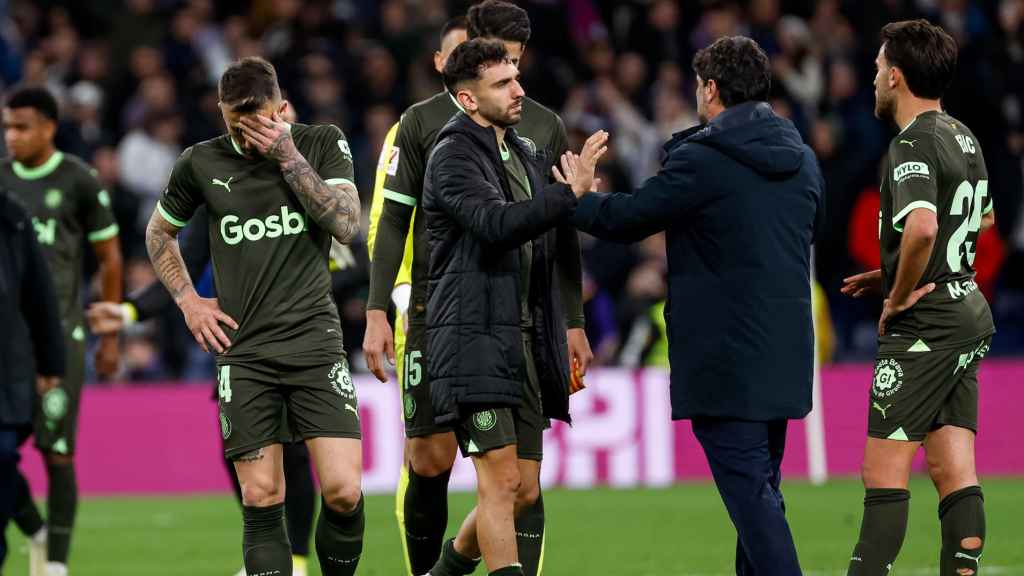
top-left (4, 477), bottom-right (1024, 575)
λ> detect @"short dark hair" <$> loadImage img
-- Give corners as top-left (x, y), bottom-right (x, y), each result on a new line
top-left (692, 36), bottom-right (771, 107)
top-left (881, 19), bottom-right (958, 100)
top-left (4, 86), bottom-right (60, 122)
top-left (440, 15), bottom-right (468, 45)
top-left (219, 56), bottom-right (281, 112)
top-left (467, 0), bottom-right (531, 44)
top-left (442, 38), bottom-right (509, 95)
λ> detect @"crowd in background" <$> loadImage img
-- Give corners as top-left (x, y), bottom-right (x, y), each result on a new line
top-left (2, 0), bottom-right (1024, 382)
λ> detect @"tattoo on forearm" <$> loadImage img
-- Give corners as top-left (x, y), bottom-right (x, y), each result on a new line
top-left (237, 448), bottom-right (265, 463)
top-left (280, 155), bottom-right (361, 244)
top-left (145, 212), bottom-right (193, 303)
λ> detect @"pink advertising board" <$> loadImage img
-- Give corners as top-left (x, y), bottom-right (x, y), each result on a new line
top-left (18, 361), bottom-right (1024, 495)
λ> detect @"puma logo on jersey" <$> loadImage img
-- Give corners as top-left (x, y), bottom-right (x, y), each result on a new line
top-left (899, 139), bottom-right (917, 148)
top-left (212, 177), bottom-right (234, 193)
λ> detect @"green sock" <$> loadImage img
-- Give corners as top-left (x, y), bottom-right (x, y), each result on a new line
top-left (243, 503), bottom-right (292, 575)
top-left (847, 488), bottom-right (910, 575)
top-left (490, 565), bottom-right (524, 576)
top-left (427, 538), bottom-right (479, 576)
top-left (316, 494), bottom-right (364, 576)
top-left (46, 462), bottom-right (77, 564)
top-left (939, 486), bottom-right (985, 575)
top-left (405, 466), bottom-right (452, 574)
top-left (12, 469), bottom-right (44, 537)
top-left (515, 493), bottom-right (544, 576)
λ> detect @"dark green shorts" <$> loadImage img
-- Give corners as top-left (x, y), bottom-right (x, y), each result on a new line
top-left (401, 322), bottom-right (451, 438)
top-left (33, 323), bottom-right (86, 455)
top-left (868, 336), bottom-right (991, 442)
top-left (217, 357), bottom-right (362, 459)
top-left (453, 333), bottom-right (548, 461)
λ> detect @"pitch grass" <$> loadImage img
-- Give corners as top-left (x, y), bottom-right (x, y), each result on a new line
top-left (4, 477), bottom-right (1024, 575)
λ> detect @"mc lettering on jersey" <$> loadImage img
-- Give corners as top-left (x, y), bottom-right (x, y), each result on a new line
top-left (894, 161), bottom-right (930, 183)
top-left (220, 206), bottom-right (307, 245)
top-left (32, 217), bottom-right (57, 245)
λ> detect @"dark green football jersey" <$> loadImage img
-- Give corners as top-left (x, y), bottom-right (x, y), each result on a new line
top-left (371, 90), bottom-right (569, 322)
top-left (880, 110), bottom-right (994, 349)
top-left (1, 151), bottom-right (119, 325)
top-left (158, 123), bottom-right (355, 368)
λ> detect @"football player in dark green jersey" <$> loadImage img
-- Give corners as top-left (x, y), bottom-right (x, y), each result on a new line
top-left (842, 21), bottom-right (993, 576)
top-left (146, 57), bottom-right (363, 576)
top-left (2, 86), bottom-right (124, 576)
top-left (364, 4), bottom-right (591, 575)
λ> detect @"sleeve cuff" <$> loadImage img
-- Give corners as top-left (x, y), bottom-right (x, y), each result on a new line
top-left (88, 223), bottom-right (120, 242)
top-left (383, 189), bottom-right (418, 207)
top-left (892, 200), bottom-right (937, 231)
top-left (121, 302), bottom-right (138, 325)
top-left (157, 201), bottom-right (189, 227)
top-left (566, 318), bottom-right (586, 329)
top-left (982, 200), bottom-right (994, 215)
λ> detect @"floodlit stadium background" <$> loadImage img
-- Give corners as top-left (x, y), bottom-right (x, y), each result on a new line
top-left (4, 0), bottom-right (1024, 574)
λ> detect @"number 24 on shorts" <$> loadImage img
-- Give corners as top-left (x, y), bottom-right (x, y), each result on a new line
top-left (218, 365), bottom-right (233, 403)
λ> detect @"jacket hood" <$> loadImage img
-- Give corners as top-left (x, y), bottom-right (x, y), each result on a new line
top-left (680, 102), bottom-right (806, 177)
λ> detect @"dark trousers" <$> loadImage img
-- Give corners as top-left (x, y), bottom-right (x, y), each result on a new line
top-left (691, 418), bottom-right (801, 576)
top-left (0, 426), bottom-right (20, 566)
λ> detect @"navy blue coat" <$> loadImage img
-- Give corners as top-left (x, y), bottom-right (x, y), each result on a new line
top-left (572, 102), bottom-right (824, 421)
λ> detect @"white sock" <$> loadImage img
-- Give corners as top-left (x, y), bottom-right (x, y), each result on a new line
top-left (31, 527), bottom-right (48, 544)
top-left (45, 561), bottom-right (68, 576)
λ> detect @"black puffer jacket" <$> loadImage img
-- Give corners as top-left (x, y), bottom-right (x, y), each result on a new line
top-left (423, 112), bottom-right (576, 425)
top-left (0, 191), bottom-right (65, 427)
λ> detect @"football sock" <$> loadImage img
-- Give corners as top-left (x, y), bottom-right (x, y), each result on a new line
top-left (939, 486), bottom-right (985, 575)
top-left (515, 492), bottom-right (545, 576)
top-left (12, 469), bottom-right (45, 536)
top-left (316, 494), bottom-right (364, 576)
top-left (284, 442), bottom-right (315, 557)
top-left (490, 565), bottom-right (524, 576)
top-left (405, 466), bottom-right (452, 574)
top-left (243, 503), bottom-right (292, 575)
top-left (427, 538), bottom-right (479, 576)
top-left (46, 462), bottom-right (77, 564)
top-left (847, 488), bottom-right (910, 575)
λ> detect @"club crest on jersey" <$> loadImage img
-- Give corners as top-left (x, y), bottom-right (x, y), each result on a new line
top-left (329, 361), bottom-right (356, 400)
top-left (404, 395), bottom-right (416, 420)
top-left (872, 358), bottom-right (904, 398)
top-left (220, 411), bottom-right (232, 440)
top-left (473, 410), bottom-right (497, 431)
top-left (894, 161), bottom-right (930, 183)
top-left (42, 388), bottom-right (69, 421)
top-left (44, 188), bottom-right (63, 209)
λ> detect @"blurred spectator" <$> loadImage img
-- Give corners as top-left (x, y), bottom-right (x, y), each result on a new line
top-left (117, 111), bottom-right (183, 231)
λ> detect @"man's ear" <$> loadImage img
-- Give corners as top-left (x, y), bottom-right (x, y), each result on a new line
top-left (456, 88), bottom-right (476, 113)
top-left (705, 78), bottom-right (719, 107)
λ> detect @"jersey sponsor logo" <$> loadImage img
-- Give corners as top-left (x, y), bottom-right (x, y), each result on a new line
top-left (473, 409), bottom-right (497, 431)
top-left (219, 206), bottom-right (307, 245)
top-left (893, 161), bottom-right (930, 183)
top-left (32, 217), bottom-right (57, 245)
top-left (337, 139), bottom-right (352, 159)
top-left (872, 358), bottom-right (904, 399)
top-left (44, 188), bottom-right (63, 209)
top-left (385, 146), bottom-right (400, 176)
top-left (946, 278), bottom-right (979, 300)
top-left (212, 176), bottom-right (234, 193)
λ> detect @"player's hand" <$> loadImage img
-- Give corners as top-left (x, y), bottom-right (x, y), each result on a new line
top-left (35, 375), bottom-right (59, 395)
top-left (364, 309), bottom-right (395, 383)
top-left (179, 292), bottom-right (239, 354)
top-left (553, 131), bottom-right (609, 198)
top-left (86, 301), bottom-right (126, 335)
top-left (878, 282), bottom-right (935, 336)
top-left (238, 112), bottom-right (299, 164)
top-left (94, 335), bottom-right (120, 378)
top-left (567, 328), bottom-right (593, 377)
top-left (841, 269), bottom-right (883, 298)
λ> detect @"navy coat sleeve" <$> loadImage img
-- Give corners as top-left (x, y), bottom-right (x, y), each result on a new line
top-left (571, 151), bottom-right (702, 243)
top-left (22, 221), bottom-right (65, 377)
top-left (431, 147), bottom-right (578, 252)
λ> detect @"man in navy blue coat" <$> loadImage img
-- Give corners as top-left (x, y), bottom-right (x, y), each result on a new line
top-left (569, 36), bottom-right (823, 574)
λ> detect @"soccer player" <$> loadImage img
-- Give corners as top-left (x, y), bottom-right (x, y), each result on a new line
top-left (842, 20), bottom-right (994, 576)
top-left (2, 86), bottom-right (123, 576)
top-left (420, 39), bottom-right (605, 576)
top-left (146, 57), bottom-right (363, 576)
top-left (86, 202), bottom-right (319, 576)
top-left (364, 4), bottom-right (592, 574)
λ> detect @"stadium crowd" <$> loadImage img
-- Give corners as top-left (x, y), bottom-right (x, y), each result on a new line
top-left (2, 0), bottom-right (1023, 382)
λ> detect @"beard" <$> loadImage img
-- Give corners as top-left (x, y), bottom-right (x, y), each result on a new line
top-left (479, 98), bottom-right (523, 128)
top-left (874, 91), bottom-right (895, 122)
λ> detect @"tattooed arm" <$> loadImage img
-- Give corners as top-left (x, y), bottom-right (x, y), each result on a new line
top-left (239, 114), bottom-right (361, 244)
top-left (146, 209), bottom-right (238, 353)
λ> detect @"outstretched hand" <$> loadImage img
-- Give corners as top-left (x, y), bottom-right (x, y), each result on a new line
top-left (553, 130), bottom-right (609, 198)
